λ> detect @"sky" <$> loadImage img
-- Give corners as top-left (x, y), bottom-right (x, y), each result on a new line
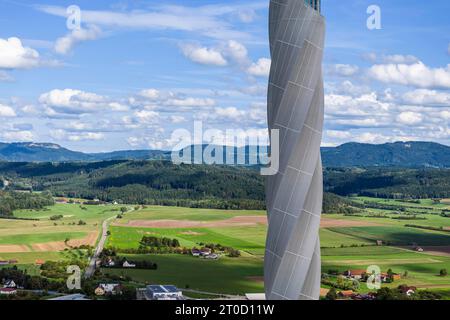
top-left (0, 0), bottom-right (449, 152)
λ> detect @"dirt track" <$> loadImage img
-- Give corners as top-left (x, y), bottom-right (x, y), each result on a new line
top-left (0, 244), bottom-right (31, 253)
top-left (120, 216), bottom-right (381, 229)
top-left (121, 215), bottom-right (268, 229)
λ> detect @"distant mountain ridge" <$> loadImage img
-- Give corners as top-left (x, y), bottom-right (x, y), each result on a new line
top-left (0, 141), bottom-right (449, 168)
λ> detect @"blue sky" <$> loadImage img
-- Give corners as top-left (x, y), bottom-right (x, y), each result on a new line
top-left (0, 0), bottom-right (449, 152)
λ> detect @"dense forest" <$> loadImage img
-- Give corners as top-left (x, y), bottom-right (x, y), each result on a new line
top-left (324, 167), bottom-right (450, 199)
top-left (1, 161), bottom-right (449, 212)
top-left (0, 191), bottom-right (54, 216)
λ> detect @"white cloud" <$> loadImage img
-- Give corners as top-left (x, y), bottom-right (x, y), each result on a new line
top-left (140, 89), bottom-right (160, 100)
top-left (382, 54), bottom-right (419, 64)
top-left (247, 58), bottom-right (271, 77)
top-left (68, 132), bottom-right (105, 141)
top-left (181, 43), bottom-right (227, 66)
top-left (402, 89), bottom-right (450, 107)
top-left (50, 129), bottom-right (105, 141)
top-left (364, 53), bottom-right (419, 64)
top-left (325, 92), bottom-right (390, 117)
top-left (37, 4), bottom-right (261, 40)
top-left (0, 104), bottom-right (17, 117)
top-left (353, 132), bottom-right (392, 144)
top-left (326, 130), bottom-right (352, 140)
top-left (134, 110), bottom-right (160, 124)
top-left (170, 115), bottom-right (186, 123)
top-left (0, 71), bottom-right (14, 82)
top-left (223, 40), bottom-right (248, 65)
top-left (1, 130), bottom-right (34, 142)
top-left (108, 102), bottom-right (129, 111)
top-left (396, 111), bottom-right (423, 125)
top-left (328, 64), bottom-right (359, 77)
top-left (368, 61), bottom-right (450, 89)
top-left (39, 89), bottom-right (106, 114)
top-left (54, 25), bottom-right (101, 55)
top-left (0, 37), bottom-right (40, 69)
top-left (166, 97), bottom-right (215, 107)
top-left (214, 107), bottom-right (246, 120)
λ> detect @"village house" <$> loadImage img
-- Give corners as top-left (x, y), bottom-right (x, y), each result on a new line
top-left (3, 280), bottom-right (16, 288)
top-left (0, 287), bottom-right (17, 295)
top-left (338, 290), bottom-right (355, 299)
top-left (35, 259), bottom-right (45, 266)
top-left (344, 269), bottom-right (366, 280)
top-left (123, 261), bottom-right (136, 268)
top-left (0, 261), bottom-right (9, 266)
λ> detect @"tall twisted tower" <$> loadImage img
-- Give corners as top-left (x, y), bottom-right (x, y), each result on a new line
top-left (265, 0), bottom-right (325, 300)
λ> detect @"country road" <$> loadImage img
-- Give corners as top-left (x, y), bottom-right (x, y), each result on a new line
top-left (84, 215), bottom-right (116, 279)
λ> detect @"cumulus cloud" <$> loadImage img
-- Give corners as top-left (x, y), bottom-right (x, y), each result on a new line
top-left (1, 130), bottom-right (34, 142)
top-left (0, 104), bottom-right (17, 117)
top-left (181, 43), bottom-right (227, 66)
top-left (325, 92), bottom-right (390, 118)
top-left (170, 115), bottom-right (186, 123)
top-left (247, 58), bottom-right (271, 77)
top-left (68, 132), bottom-right (105, 141)
top-left (223, 40), bottom-right (249, 65)
top-left (54, 25), bottom-right (102, 55)
top-left (39, 89), bottom-right (106, 114)
top-left (214, 106), bottom-right (246, 120)
top-left (165, 97), bottom-right (215, 107)
top-left (368, 61), bottom-right (450, 89)
top-left (39, 89), bottom-right (128, 115)
top-left (328, 64), bottom-right (359, 77)
top-left (326, 130), bottom-right (352, 140)
top-left (50, 129), bottom-right (105, 141)
top-left (0, 37), bottom-right (40, 69)
top-left (133, 110), bottom-right (160, 124)
top-left (139, 89), bottom-right (160, 100)
top-left (396, 111), bottom-right (423, 125)
top-left (402, 89), bottom-right (450, 107)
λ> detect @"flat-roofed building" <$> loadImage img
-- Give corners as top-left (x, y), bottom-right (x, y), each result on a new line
top-left (145, 285), bottom-right (184, 300)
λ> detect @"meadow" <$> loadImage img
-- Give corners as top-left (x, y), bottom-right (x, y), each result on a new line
top-left (1, 197), bottom-right (449, 297)
top-left (0, 203), bottom-right (123, 263)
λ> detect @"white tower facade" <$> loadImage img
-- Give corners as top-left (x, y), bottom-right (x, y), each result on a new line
top-left (265, 0), bottom-right (325, 300)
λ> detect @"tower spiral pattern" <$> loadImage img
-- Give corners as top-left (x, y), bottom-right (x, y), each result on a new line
top-left (265, 0), bottom-right (325, 300)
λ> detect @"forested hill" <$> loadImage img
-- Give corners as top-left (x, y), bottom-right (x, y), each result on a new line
top-left (1, 161), bottom-right (450, 211)
top-left (0, 141), bottom-right (449, 168)
top-left (321, 141), bottom-right (450, 168)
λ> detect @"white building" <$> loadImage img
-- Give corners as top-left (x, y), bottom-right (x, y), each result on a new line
top-left (145, 285), bottom-right (184, 300)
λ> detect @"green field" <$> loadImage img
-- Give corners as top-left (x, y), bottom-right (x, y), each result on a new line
top-left (2, 197), bottom-right (450, 297)
top-left (107, 225), bottom-right (267, 255)
top-left (102, 254), bottom-right (264, 295)
top-left (117, 206), bottom-right (265, 222)
top-left (328, 226), bottom-right (450, 246)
